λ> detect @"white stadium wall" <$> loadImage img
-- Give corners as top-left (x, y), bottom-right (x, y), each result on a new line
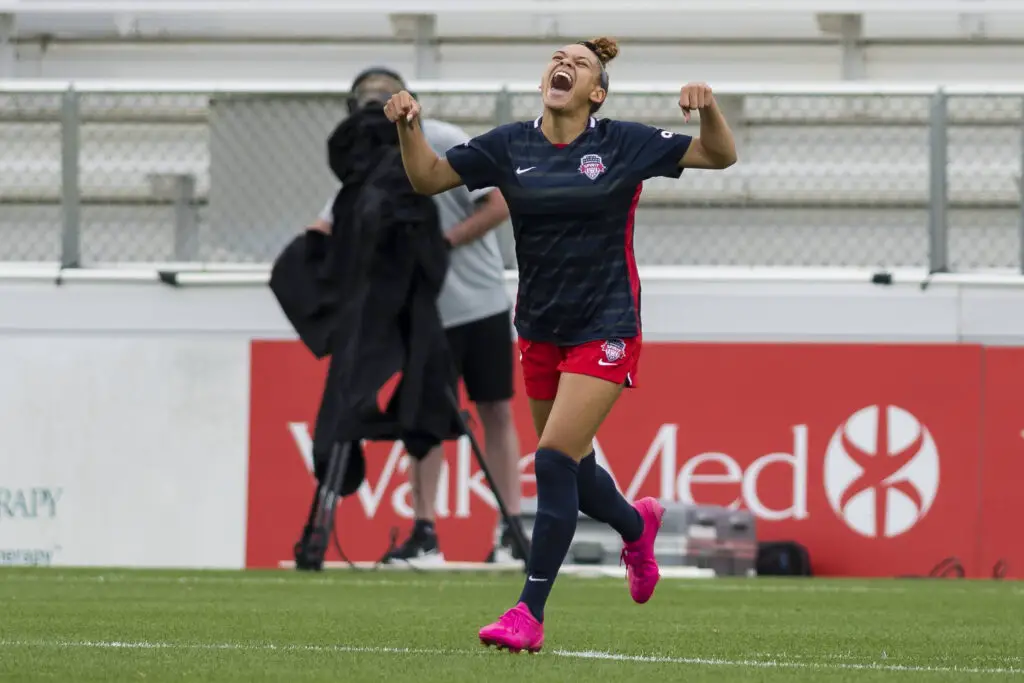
top-left (1, 271), bottom-right (1024, 577)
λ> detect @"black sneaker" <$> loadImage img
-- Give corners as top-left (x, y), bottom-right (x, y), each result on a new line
top-left (293, 524), bottom-right (327, 572)
top-left (381, 523), bottom-right (445, 566)
top-left (486, 520), bottom-right (530, 564)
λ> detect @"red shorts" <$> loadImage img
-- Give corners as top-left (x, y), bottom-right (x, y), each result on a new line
top-left (517, 336), bottom-right (642, 401)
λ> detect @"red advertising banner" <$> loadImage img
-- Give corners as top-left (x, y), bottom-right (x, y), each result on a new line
top-left (588, 343), bottom-right (983, 578)
top-left (247, 340), bottom-right (1006, 578)
top-left (246, 341), bottom-right (501, 568)
top-left (979, 347), bottom-right (1024, 579)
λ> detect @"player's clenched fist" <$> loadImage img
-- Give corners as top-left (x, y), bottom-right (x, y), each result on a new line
top-left (383, 90), bottom-right (421, 124)
top-left (679, 82), bottom-right (715, 123)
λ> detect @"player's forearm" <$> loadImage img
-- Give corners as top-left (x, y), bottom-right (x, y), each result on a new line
top-left (397, 120), bottom-right (446, 195)
top-left (446, 191), bottom-right (510, 248)
top-left (697, 101), bottom-right (738, 167)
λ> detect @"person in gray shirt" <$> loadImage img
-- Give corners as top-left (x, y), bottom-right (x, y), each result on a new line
top-left (311, 67), bottom-right (527, 565)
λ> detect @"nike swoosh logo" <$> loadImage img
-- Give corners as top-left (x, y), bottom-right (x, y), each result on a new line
top-left (516, 166), bottom-right (536, 175)
top-left (597, 360), bottom-right (621, 366)
top-left (527, 576), bottom-right (547, 582)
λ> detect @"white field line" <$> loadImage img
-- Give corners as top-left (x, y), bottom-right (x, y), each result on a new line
top-left (0, 572), bottom-right (926, 593)
top-left (0, 639), bottom-right (1020, 676)
top-left (5, 572), bottom-right (1024, 596)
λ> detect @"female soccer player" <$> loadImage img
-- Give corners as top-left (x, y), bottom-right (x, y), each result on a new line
top-left (384, 36), bottom-right (737, 653)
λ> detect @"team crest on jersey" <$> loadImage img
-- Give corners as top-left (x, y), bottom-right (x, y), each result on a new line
top-left (601, 339), bottom-right (627, 363)
top-left (579, 154), bottom-right (606, 180)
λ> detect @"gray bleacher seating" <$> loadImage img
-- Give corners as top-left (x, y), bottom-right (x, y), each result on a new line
top-left (2, 87), bottom-right (1019, 269)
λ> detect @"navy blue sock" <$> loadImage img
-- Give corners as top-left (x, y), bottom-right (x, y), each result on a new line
top-left (577, 452), bottom-right (643, 543)
top-left (518, 448), bottom-right (579, 623)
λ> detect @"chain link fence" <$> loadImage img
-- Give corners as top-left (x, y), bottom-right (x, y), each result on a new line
top-left (945, 94), bottom-right (1024, 272)
top-left (0, 90), bottom-right (65, 261)
top-left (1, 82), bottom-right (1022, 271)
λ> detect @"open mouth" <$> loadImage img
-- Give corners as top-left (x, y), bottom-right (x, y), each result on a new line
top-left (549, 70), bottom-right (574, 94)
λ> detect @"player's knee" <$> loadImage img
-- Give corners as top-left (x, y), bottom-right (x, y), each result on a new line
top-left (537, 430), bottom-right (592, 462)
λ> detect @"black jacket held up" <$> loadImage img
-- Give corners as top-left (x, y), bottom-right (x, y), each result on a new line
top-left (270, 106), bottom-right (461, 496)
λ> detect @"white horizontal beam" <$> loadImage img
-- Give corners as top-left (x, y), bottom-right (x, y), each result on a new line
top-left (0, 79), bottom-right (948, 96)
top-left (3, 265), bottom-right (1024, 289)
top-left (2, 0), bottom-right (1024, 14)
top-left (6, 79), bottom-right (1024, 97)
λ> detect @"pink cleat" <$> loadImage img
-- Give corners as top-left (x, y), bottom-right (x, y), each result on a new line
top-left (478, 602), bottom-right (544, 654)
top-left (620, 497), bottom-right (666, 604)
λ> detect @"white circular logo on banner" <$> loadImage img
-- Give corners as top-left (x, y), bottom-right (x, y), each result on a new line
top-left (824, 405), bottom-right (940, 538)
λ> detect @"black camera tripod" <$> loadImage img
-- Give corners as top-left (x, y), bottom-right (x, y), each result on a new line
top-left (293, 384), bottom-right (530, 572)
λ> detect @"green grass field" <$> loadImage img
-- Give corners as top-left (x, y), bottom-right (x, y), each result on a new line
top-left (1, 568), bottom-right (1022, 682)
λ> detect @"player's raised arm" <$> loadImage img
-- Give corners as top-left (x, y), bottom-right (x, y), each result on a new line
top-left (677, 82), bottom-right (738, 170)
top-left (384, 90), bottom-right (464, 196)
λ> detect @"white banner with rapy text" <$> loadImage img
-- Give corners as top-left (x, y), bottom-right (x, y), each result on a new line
top-left (0, 335), bottom-right (251, 568)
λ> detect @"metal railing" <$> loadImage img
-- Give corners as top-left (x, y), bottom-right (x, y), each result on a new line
top-left (3, 0), bottom-right (1023, 14)
top-left (2, 79), bottom-right (1024, 272)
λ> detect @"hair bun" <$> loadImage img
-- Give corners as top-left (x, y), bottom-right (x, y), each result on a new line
top-left (588, 36), bottom-right (620, 64)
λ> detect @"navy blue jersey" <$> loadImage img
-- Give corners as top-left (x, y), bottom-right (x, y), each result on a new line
top-left (444, 116), bottom-right (692, 345)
